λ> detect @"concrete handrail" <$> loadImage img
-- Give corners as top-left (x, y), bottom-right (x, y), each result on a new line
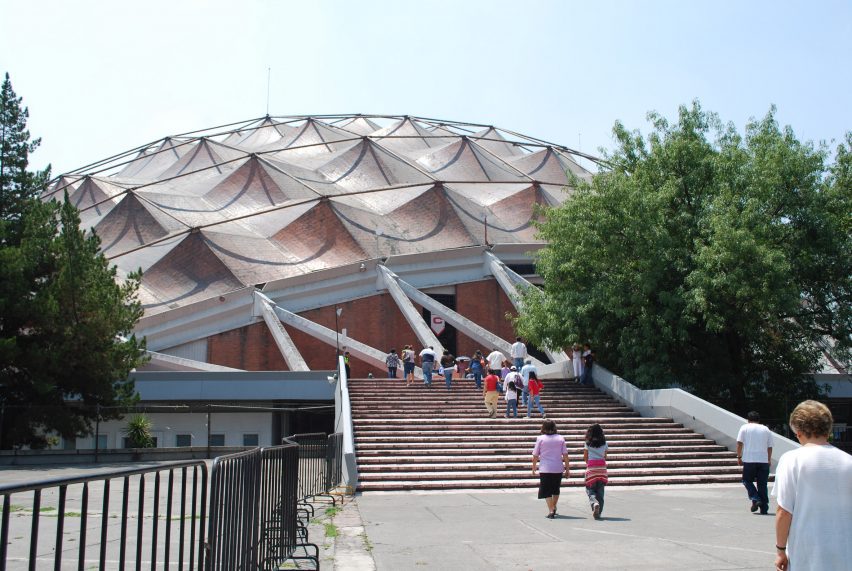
top-left (335, 355), bottom-right (359, 491)
top-left (591, 366), bottom-right (799, 471)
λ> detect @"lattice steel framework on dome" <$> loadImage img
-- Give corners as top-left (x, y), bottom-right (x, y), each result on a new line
top-left (40, 115), bottom-right (600, 313)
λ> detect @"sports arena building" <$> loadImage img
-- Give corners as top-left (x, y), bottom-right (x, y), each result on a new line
top-left (41, 114), bottom-right (597, 450)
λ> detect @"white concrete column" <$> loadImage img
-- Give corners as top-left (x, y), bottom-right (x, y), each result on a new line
top-left (145, 351), bottom-right (244, 372)
top-left (484, 251), bottom-right (569, 364)
top-left (255, 294), bottom-right (310, 371)
top-left (376, 265), bottom-right (444, 353)
top-left (393, 275), bottom-right (547, 368)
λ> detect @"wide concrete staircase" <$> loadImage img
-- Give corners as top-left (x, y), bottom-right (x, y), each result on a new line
top-left (349, 377), bottom-right (742, 492)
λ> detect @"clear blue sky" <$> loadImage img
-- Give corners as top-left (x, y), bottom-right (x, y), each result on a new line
top-left (1, 0), bottom-right (849, 174)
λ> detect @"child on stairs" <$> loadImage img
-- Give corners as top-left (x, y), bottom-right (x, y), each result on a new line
top-left (584, 423), bottom-right (609, 520)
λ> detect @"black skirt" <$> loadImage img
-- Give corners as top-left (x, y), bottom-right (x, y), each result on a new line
top-left (538, 472), bottom-right (563, 498)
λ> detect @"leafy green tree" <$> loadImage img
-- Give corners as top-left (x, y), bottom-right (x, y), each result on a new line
top-left (0, 72), bottom-right (51, 240)
top-left (516, 102), bottom-right (850, 419)
top-left (0, 72), bottom-right (146, 449)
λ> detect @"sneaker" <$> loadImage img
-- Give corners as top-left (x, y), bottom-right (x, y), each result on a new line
top-left (750, 500), bottom-right (759, 513)
top-left (593, 504), bottom-right (601, 520)
top-left (546, 512), bottom-right (555, 519)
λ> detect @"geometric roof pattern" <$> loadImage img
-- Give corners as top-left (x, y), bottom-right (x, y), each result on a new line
top-left (42, 115), bottom-right (596, 315)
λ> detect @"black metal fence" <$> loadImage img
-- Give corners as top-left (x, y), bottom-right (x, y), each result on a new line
top-left (206, 448), bottom-right (261, 571)
top-left (0, 460), bottom-right (207, 571)
top-left (0, 432), bottom-right (343, 570)
top-left (288, 432), bottom-right (344, 507)
top-left (255, 439), bottom-right (319, 570)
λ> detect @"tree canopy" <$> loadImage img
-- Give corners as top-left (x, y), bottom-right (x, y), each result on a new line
top-left (0, 73), bottom-right (146, 449)
top-left (0, 72), bottom-right (51, 240)
top-left (515, 102), bottom-right (851, 418)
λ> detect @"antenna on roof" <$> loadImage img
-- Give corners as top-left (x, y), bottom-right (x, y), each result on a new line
top-left (266, 67), bottom-right (271, 116)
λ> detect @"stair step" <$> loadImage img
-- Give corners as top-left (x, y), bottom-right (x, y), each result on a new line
top-left (358, 473), bottom-right (744, 491)
top-left (352, 424), bottom-right (692, 438)
top-left (358, 465), bottom-right (742, 481)
top-left (358, 458), bottom-right (738, 471)
top-left (355, 448), bottom-right (731, 458)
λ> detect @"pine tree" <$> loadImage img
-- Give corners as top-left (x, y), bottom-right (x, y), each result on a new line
top-left (0, 73), bottom-right (146, 449)
top-left (0, 72), bottom-right (51, 240)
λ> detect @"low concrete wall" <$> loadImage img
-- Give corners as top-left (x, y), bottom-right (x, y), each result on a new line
top-left (592, 366), bottom-right (799, 471)
top-left (0, 446), bottom-right (252, 466)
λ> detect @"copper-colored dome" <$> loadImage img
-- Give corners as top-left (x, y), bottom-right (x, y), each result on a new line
top-left (43, 115), bottom-right (592, 314)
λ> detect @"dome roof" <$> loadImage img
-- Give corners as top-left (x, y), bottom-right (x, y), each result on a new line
top-left (42, 115), bottom-right (593, 314)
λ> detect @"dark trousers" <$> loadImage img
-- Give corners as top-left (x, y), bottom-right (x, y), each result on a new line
top-left (741, 462), bottom-right (769, 511)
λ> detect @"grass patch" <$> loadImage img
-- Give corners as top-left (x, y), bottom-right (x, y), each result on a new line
top-left (361, 531), bottom-right (373, 552)
top-left (324, 506), bottom-right (341, 518)
top-left (324, 523), bottom-right (338, 538)
top-left (39, 506), bottom-right (56, 512)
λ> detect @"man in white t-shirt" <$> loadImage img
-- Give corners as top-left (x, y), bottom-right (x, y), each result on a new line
top-left (504, 366), bottom-right (522, 395)
top-left (510, 337), bottom-right (527, 370)
top-left (486, 348), bottom-right (505, 375)
top-left (419, 346), bottom-right (437, 387)
top-left (736, 411), bottom-right (773, 515)
top-left (772, 400), bottom-right (852, 571)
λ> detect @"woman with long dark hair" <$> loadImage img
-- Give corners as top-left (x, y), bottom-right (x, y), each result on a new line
top-left (584, 423), bottom-right (608, 519)
top-left (532, 420), bottom-right (570, 518)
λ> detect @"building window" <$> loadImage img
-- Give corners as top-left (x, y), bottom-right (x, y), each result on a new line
top-left (209, 434), bottom-right (225, 446)
top-left (95, 434), bottom-right (108, 450)
top-left (243, 433), bottom-right (259, 447)
top-left (62, 437), bottom-right (77, 450)
top-left (175, 434), bottom-right (192, 447)
top-left (122, 436), bottom-right (158, 448)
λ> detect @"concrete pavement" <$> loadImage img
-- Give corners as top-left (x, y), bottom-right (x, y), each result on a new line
top-left (353, 484), bottom-right (776, 570)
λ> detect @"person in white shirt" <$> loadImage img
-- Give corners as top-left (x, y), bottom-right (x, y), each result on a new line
top-left (772, 400), bottom-right (852, 571)
top-left (486, 349), bottom-right (505, 375)
top-left (571, 343), bottom-right (584, 381)
top-left (504, 366), bottom-right (522, 400)
top-left (520, 359), bottom-right (536, 407)
top-left (736, 411), bottom-right (773, 514)
top-left (419, 346), bottom-right (437, 387)
top-left (510, 337), bottom-right (527, 370)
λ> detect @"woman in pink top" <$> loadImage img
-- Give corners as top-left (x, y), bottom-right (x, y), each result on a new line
top-left (531, 420), bottom-right (570, 519)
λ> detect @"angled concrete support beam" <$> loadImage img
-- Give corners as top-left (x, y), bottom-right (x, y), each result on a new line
top-left (145, 351), bottom-right (244, 372)
top-left (376, 265), bottom-right (444, 353)
top-left (393, 273), bottom-right (547, 368)
top-left (258, 292), bottom-right (422, 377)
top-left (484, 251), bottom-right (569, 364)
top-left (253, 292), bottom-right (310, 371)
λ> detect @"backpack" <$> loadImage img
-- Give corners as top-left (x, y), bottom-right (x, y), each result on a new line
top-left (506, 381), bottom-right (518, 398)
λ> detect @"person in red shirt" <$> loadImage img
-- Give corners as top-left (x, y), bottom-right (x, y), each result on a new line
top-left (483, 372), bottom-right (500, 418)
top-left (527, 371), bottom-right (546, 418)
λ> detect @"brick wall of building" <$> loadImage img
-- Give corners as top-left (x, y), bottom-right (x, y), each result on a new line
top-left (206, 278), bottom-right (519, 376)
top-left (207, 321), bottom-right (289, 371)
top-left (455, 279), bottom-right (518, 358)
